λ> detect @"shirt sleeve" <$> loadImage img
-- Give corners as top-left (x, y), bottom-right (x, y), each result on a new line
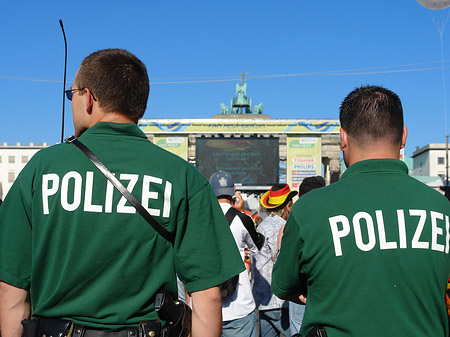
top-left (173, 178), bottom-right (245, 293)
top-left (242, 221), bottom-right (257, 252)
top-left (0, 173), bottom-right (33, 289)
top-left (271, 213), bottom-right (303, 298)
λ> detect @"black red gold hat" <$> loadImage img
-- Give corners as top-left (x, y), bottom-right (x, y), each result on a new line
top-left (260, 184), bottom-right (298, 209)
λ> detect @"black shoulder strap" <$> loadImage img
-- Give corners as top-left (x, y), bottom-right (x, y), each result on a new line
top-left (224, 206), bottom-right (239, 226)
top-left (65, 135), bottom-right (175, 245)
top-left (225, 206), bottom-right (265, 250)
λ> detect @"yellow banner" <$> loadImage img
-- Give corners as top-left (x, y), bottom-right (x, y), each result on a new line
top-left (287, 136), bottom-right (322, 191)
top-left (153, 136), bottom-right (188, 160)
top-left (139, 119), bottom-right (339, 134)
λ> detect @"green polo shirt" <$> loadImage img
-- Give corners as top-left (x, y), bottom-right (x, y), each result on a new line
top-left (0, 122), bottom-right (244, 330)
top-left (272, 159), bottom-right (450, 337)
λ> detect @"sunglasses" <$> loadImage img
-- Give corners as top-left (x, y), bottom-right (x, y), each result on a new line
top-left (65, 88), bottom-right (97, 101)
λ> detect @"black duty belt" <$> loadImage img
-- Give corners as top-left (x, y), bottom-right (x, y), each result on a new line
top-left (22, 318), bottom-right (140, 337)
top-left (72, 325), bottom-right (139, 337)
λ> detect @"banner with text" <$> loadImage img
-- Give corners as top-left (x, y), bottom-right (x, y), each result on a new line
top-left (287, 136), bottom-right (322, 191)
top-left (154, 136), bottom-right (188, 160)
top-left (140, 119), bottom-right (339, 134)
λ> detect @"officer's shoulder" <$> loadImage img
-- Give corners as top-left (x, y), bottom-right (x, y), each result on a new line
top-left (403, 174), bottom-right (450, 206)
top-left (149, 142), bottom-right (192, 165)
top-left (152, 143), bottom-right (204, 178)
top-left (25, 142), bottom-right (71, 164)
top-left (299, 182), bottom-right (335, 202)
top-left (291, 183), bottom-right (336, 216)
top-left (146, 141), bottom-right (209, 185)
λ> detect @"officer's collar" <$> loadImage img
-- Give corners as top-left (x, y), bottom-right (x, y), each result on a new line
top-left (341, 159), bottom-right (408, 180)
top-left (79, 122), bottom-right (147, 139)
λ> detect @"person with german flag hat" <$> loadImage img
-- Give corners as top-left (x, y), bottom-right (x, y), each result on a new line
top-left (260, 184), bottom-right (298, 211)
top-left (252, 184), bottom-right (297, 337)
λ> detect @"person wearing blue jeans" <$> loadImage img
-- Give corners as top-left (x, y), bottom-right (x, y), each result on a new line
top-left (222, 311), bottom-right (258, 337)
top-left (289, 302), bottom-right (305, 336)
top-left (259, 308), bottom-right (290, 337)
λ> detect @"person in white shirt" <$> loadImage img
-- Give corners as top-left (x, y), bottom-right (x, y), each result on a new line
top-left (209, 171), bottom-right (259, 337)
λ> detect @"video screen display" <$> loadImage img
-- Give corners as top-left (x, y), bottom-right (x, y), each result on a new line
top-left (196, 137), bottom-right (279, 186)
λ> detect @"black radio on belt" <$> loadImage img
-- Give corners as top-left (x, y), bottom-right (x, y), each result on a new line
top-left (153, 289), bottom-right (191, 337)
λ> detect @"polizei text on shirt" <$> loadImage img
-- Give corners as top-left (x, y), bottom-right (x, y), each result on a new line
top-left (41, 171), bottom-right (172, 217)
top-left (329, 210), bottom-right (450, 256)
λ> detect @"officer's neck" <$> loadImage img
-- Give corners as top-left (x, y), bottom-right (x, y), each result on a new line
top-left (88, 109), bottom-right (136, 128)
top-left (341, 126), bottom-right (407, 168)
top-left (343, 141), bottom-right (402, 167)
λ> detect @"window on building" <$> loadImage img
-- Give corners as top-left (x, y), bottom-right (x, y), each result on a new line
top-left (0, 156), bottom-right (2, 164)
top-left (438, 157), bottom-right (445, 165)
top-left (8, 156), bottom-right (15, 164)
top-left (8, 171), bottom-right (15, 183)
top-left (22, 156), bottom-right (28, 163)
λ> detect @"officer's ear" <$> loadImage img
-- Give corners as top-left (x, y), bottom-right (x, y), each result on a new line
top-left (85, 88), bottom-right (95, 115)
top-left (340, 128), bottom-right (348, 151)
top-left (400, 126), bottom-right (407, 149)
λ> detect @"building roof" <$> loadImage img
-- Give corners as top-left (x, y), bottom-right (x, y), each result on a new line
top-left (412, 143), bottom-right (448, 157)
top-left (0, 142), bottom-right (48, 149)
top-left (411, 175), bottom-right (443, 187)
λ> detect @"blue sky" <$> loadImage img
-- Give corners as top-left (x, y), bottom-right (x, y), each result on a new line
top-left (1, 0), bottom-right (450, 156)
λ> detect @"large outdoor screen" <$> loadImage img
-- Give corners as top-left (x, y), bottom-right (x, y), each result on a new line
top-left (196, 137), bottom-right (279, 186)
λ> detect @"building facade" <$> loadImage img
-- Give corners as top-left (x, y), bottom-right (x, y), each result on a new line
top-left (0, 142), bottom-right (48, 199)
top-left (138, 114), bottom-right (341, 190)
top-left (412, 143), bottom-right (448, 179)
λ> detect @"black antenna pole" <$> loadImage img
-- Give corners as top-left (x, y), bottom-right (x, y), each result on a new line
top-left (59, 19), bottom-right (67, 143)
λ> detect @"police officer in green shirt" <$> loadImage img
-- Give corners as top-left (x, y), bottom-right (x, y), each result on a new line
top-left (0, 49), bottom-right (243, 337)
top-left (272, 85), bottom-right (450, 337)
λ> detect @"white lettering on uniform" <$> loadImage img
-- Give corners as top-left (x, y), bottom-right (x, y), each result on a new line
top-left (61, 171), bottom-right (82, 211)
top-left (376, 210), bottom-right (397, 250)
top-left (410, 209), bottom-right (428, 249)
top-left (84, 171), bottom-right (103, 213)
top-left (329, 215), bottom-right (351, 256)
top-left (328, 209), bottom-right (450, 257)
top-left (163, 181), bottom-right (172, 218)
top-left (397, 210), bottom-right (407, 249)
top-left (446, 216), bottom-right (450, 254)
top-left (431, 211), bottom-right (445, 252)
top-left (353, 212), bottom-right (376, 252)
top-left (105, 178), bottom-right (114, 213)
top-left (142, 175), bottom-right (163, 216)
top-left (42, 173), bottom-right (60, 215)
top-left (117, 174), bottom-right (139, 213)
top-left (42, 171), bottom-right (173, 218)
